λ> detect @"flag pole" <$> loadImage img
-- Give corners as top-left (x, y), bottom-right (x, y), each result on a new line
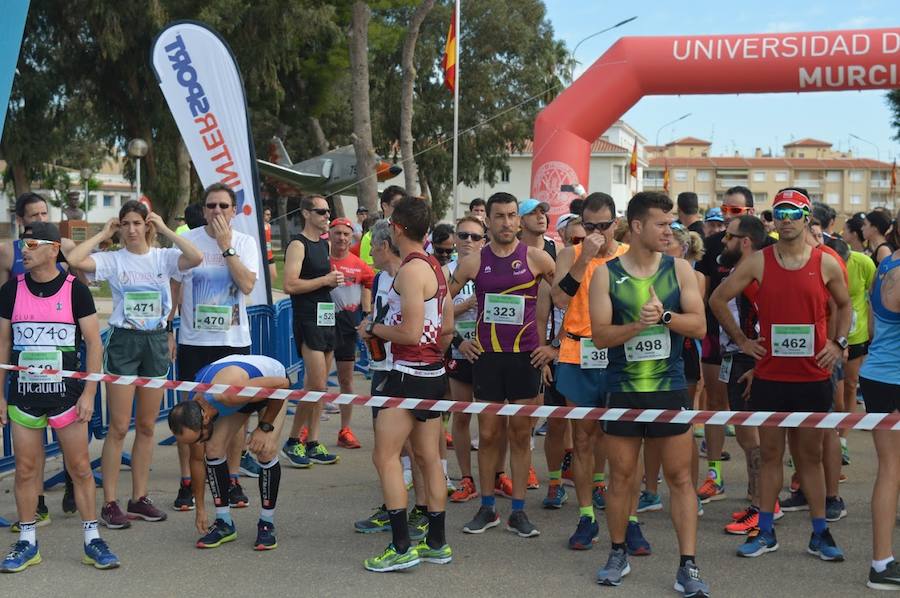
top-left (451, 0), bottom-right (461, 222)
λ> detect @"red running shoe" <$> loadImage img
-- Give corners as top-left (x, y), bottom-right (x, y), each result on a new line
top-left (338, 427), bottom-right (361, 449)
top-left (494, 474), bottom-right (513, 498)
top-left (450, 476), bottom-right (479, 503)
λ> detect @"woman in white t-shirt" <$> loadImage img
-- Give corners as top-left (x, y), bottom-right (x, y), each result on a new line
top-left (65, 200), bottom-right (202, 529)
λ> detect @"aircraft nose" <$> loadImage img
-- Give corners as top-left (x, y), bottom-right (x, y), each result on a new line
top-left (389, 165), bottom-right (402, 176)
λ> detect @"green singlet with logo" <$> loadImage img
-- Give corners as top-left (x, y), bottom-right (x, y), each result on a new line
top-left (605, 254), bottom-right (686, 393)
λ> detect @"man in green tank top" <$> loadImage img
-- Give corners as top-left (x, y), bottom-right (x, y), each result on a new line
top-left (589, 192), bottom-right (708, 597)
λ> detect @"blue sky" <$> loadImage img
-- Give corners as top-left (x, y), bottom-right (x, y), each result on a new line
top-left (543, 1), bottom-right (899, 162)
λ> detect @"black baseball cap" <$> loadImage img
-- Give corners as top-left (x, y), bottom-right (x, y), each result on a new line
top-left (356, 206), bottom-right (369, 214)
top-left (22, 222), bottom-right (61, 243)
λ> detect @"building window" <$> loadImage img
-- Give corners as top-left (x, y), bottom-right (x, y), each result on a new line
top-left (674, 170), bottom-right (688, 182)
top-left (849, 170), bottom-right (864, 182)
top-left (103, 194), bottom-right (114, 207)
top-left (775, 171), bottom-right (788, 182)
top-left (850, 195), bottom-right (862, 205)
top-left (500, 170), bottom-right (510, 183)
top-left (826, 170), bottom-right (841, 182)
top-left (753, 171), bottom-right (766, 182)
top-left (826, 193), bottom-right (839, 205)
top-left (697, 193), bottom-right (710, 206)
top-left (697, 170), bottom-right (712, 182)
top-left (752, 192), bottom-right (767, 205)
top-left (612, 165), bottom-right (624, 184)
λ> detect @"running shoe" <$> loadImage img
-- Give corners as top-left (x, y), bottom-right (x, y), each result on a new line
top-left (82, 538), bottom-right (120, 569)
top-left (445, 476), bottom-right (456, 496)
top-left (568, 515), bottom-right (599, 550)
top-left (535, 420), bottom-right (548, 436)
top-left (561, 451), bottom-right (574, 487)
top-left (781, 490), bottom-right (809, 512)
top-left (789, 471), bottom-right (800, 492)
top-left (100, 501), bottom-right (131, 529)
top-left (867, 560), bottom-right (900, 590)
top-left (625, 521), bottom-right (651, 556)
top-left (592, 483), bottom-right (607, 510)
top-left (239, 451), bottom-right (261, 477)
top-left (445, 431), bottom-right (454, 449)
top-left (637, 490), bottom-right (662, 513)
top-left (36, 502), bottom-right (50, 526)
top-left (254, 520), bottom-right (277, 551)
top-left (281, 441), bottom-right (311, 468)
top-left (697, 496), bottom-right (704, 517)
top-left (338, 427), bottom-right (361, 449)
top-left (0, 541), bottom-right (40, 573)
top-left (408, 506), bottom-right (428, 541)
top-left (364, 544), bottom-right (419, 572)
top-left (675, 559), bottom-right (710, 598)
top-left (542, 483), bottom-right (567, 509)
top-left (62, 481), bottom-right (76, 514)
top-left (839, 472), bottom-right (848, 484)
top-left (10, 512), bottom-right (51, 533)
top-left (494, 473), bottom-right (513, 498)
top-left (449, 477), bottom-right (479, 503)
top-left (324, 401), bottom-right (340, 414)
top-left (527, 466), bottom-right (540, 490)
top-left (737, 528), bottom-right (778, 558)
top-left (354, 505), bottom-right (391, 534)
top-left (127, 496), bottom-right (167, 521)
top-left (307, 442), bottom-right (340, 465)
top-left (229, 482), bottom-right (250, 508)
top-left (825, 496), bottom-right (847, 522)
top-left (196, 518), bottom-right (237, 549)
top-left (462, 506), bottom-right (500, 534)
top-left (416, 541), bottom-right (453, 564)
top-left (840, 443), bottom-right (850, 466)
top-left (808, 529), bottom-right (844, 562)
top-left (721, 450), bottom-right (731, 462)
top-left (725, 507), bottom-right (759, 535)
top-left (697, 478), bottom-right (725, 504)
top-left (732, 501), bottom-right (783, 521)
top-left (403, 468), bottom-right (413, 490)
top-left (173, 484), bottom-right (195, 511)
top-left (506, 510), bottom-right (540, 538)
top-left (596, 548), bottom-right (631, 586)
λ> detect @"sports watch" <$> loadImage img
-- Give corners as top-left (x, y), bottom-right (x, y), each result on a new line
top-left (660, 311), bottom-right (673, 325)
top-left (222, 247), bottom-right (237, 258)
top-left (257, 422), bottom-right (275, 433)
top-left (834, 336), bottom-right (848, 350)
top-left (550, 338), bottom-right (561, 349)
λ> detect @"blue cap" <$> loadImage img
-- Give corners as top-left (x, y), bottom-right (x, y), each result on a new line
top-left (518, 198), bottom-right (550, 217)
top-left (704, 207), bottom-right (724, 222)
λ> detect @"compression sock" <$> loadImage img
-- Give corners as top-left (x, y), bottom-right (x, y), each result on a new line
top-left (18, 520), bottom-right (36, 545)
top-left (258, 457), bottom-right (281, 523)
top-left (205, 456), bottom-right (231, 524)
top-left (388, 509), bottom-right (410, 553)
top-left (83, 520), bottom-right (99, 544)
top-left (758, 511), bottom-right (774, 534)
top-left (579, 505), bottom-right (595, 522)
top-left (707, 460), bottom-right (722, 486)
top-left (426, 511), bottom-right (446, 548)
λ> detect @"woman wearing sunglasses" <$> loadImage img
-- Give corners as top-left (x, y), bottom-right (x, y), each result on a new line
top-left (66, 201), bottom-right (202, 529)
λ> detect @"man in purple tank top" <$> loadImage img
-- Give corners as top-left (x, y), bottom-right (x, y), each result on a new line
top-left (449, 192), bottom-right (555, 539)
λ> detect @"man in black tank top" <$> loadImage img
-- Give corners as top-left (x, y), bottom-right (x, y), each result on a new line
top-left (281, 195), bottom-right (343, 468)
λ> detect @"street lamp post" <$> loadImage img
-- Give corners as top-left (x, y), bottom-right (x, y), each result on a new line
top-left (127, 138), bottom-right (149, 201)
top-left (656, 113), bottom-right (692, 148)
top-left (849, 133), bottom-right (881, 162)
top-left (79, 167), bottom-right (92, 222)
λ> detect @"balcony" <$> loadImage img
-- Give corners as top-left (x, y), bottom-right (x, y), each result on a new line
top-left (871, 180), bottom-right (891, 189)
top-left (793, 179), bottom-right (820, 188)
top-left (643, 178), bottom-right (664, 188)
top-left (716, 178), bottom-right (749, 189)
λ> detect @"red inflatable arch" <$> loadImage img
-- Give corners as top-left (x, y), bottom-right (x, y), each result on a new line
top-left (531, 27), bottom-right (900, 228)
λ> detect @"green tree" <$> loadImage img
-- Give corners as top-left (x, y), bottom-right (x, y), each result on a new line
top-left (889, 90), bottom-right (900, 143)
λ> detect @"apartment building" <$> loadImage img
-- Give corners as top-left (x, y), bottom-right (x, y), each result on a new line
top-left (643, 137), bottom-right (895, 214)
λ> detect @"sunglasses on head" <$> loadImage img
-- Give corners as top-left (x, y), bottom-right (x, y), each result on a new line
top-left (205, 202), bottom-right (232, 210)
top-left (456, 232), bottom-right (484, 242)
top-left (773, 206), bottom-right (808, 221)
top-left (582, 220), bottom-right (615, 233)
top-left (721, 205), bottom-right (751, 216)
top-left (22, 239), bottom-right (59, 250)
top-left (309, 208), bottom-right (330, 216)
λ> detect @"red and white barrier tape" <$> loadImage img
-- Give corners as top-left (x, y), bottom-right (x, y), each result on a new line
top-left (2, 364), bottom-right (898, 431)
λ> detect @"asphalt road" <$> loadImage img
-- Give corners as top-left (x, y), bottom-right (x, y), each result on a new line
top-left (0, 371), bottom-right (888, 597)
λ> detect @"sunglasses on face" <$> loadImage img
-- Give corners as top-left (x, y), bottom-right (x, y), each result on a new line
top-left (773, 206), bottom-right (807, 221)
top-left (434, 247), bottom-right (455, 255)
top-left (721, 205), bottom-right (751, 216)
top-left (456, 232), bottom-right (485, 242)
top-left (205, 202), bottom-right (232, 210)
top-left (309, 208), bottom-right (330, 216)
top-left (22, 239), bottom-right (59, 250)
top-left (582, 220), bottom-right (615, 233)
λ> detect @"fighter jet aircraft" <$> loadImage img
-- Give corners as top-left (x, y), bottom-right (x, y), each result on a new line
top-left (257, 137), bottom-right (401, 196)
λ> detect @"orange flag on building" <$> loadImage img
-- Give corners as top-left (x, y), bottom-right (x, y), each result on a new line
top-left (441, 4), bottom-right (457, 94)
top-left (891, 159), bottom-right (897, 196)
top-left (629, 139), bottom-right (638, 178)
top-left (663, 161), bottom-right (670, 194)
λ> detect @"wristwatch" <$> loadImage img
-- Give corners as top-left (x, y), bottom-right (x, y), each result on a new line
top-left (222, 247), bottom-right (237, 258)
top-left (550, 338), bottom-right (561, 349)
top-left (257, 422), bottom-right (275, 433)
top-left (660, 311), bottom-right (673, 326)
top-left (834, 336), bottom-right (849, 350)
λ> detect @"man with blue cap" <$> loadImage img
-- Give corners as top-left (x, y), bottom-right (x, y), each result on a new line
top-left (518, 198), bottom-right (557, 259)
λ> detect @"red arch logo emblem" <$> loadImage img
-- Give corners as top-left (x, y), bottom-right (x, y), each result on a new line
top-left (530, 28), bottom-right (900, 227)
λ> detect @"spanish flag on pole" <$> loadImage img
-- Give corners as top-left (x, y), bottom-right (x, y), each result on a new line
top-left (441, 4), bottom-right (458, 94)
top-left (663, 161), bottom-right (670, 194)
top-left (629, 139), bottom-right (638, 178)
top-left (891, 159), bottom-right (897, 197)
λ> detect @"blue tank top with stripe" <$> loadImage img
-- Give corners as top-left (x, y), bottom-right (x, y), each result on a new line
top-left (859, 254), bottom-right (900, 385)
top-left (190, 361), bottom-right (263, 417)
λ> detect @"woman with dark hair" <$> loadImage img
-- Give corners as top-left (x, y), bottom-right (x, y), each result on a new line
top-left (844, 214), bottom-right (867, 254)
top-left (65, 200), bottom-right (202, 528)
top-left (862, 210), bottom-right (894, 266)
top-left (430, 224), bottom-right (456, 266)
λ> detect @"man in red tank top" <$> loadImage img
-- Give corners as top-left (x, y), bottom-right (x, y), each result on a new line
top-left (710, 188), bottom-right (851, 563)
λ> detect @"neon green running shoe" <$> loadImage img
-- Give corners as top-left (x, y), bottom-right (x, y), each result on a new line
top-left (363, 544), bottom-right (420, 572)
top-left (10, 512), bottom-right (50, 533)
top-left (408, 506), bottom-right (428, 541)
top-left (354, 505), bottom-right (390, 534)
top-left (416, 541), bottom-right (452, 564)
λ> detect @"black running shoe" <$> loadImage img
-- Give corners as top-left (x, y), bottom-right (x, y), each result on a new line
top-left (228, 483), bottom-right (250, 508)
